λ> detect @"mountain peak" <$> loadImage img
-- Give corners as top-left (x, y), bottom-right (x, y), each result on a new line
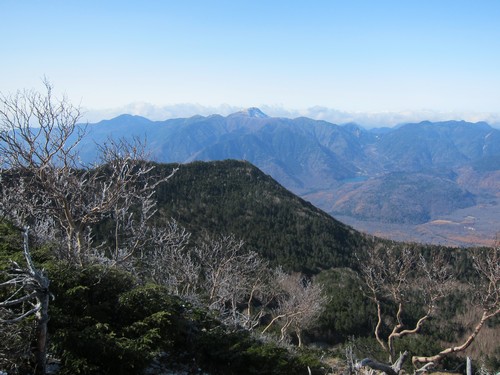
top-left (229, 107), bottom-right (269, 118)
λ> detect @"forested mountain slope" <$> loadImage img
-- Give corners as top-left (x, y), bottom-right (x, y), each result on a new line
top-left (153, 160), bottom-right (371, 272)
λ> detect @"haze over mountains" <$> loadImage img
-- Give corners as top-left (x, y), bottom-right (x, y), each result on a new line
top-left (78, 108), bottom-right (500, 246)
top-left (82, 103), bottom-right (500, 129)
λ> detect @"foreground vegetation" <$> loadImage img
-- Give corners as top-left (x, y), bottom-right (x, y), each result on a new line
top-left (1, 222), bottom-right (498, 375)
top-left (0, 222), bottom-right (326, 374)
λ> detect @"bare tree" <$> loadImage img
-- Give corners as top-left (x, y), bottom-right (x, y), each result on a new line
top-left (0, 82), bottom-right (178, 375)
top-left (0, 81), bottom-right (176, 265)
top-left (262, 268), bottom-right (327, 347)
top-left (238, 251), bottom-right (273, 331)
top-left (139, 219), bottom-right (196, 297)
top-left (0, 80), bottom-right (85, 251)
top-left (87, 138), bottom-right (177, 266)
top-left (140, 231), bottom-right (274, 329)
top-left (0, 79), bottom-right (84, 171)
top-left (357, 245), bottom-right (453, 373)
top-left (194, 234), bottom-right (273, 328)
top-left (0, 227), bottom-right (51, 375)
top-left (412, 242), bottom-right (500, 369)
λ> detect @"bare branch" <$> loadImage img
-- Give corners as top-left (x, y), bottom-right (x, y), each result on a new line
top-left (0, 291), bottom-right (38, 308)
top-left (2, 82), bottom-right (177, 266)
top-left (0, 304), bottom-right (40, 324)
top-left (412, 242), bottom-right (500, 367)
top-left (359, 246), bottom-right (454, 364)
top-left (263, 269), bottom-right (327, 346)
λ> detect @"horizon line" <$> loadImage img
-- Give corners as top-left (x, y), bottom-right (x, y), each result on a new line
top-left (81, 103), bottom-right (500, 129)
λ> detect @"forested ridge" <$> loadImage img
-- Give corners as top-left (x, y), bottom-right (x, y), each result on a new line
top-left (152, 160), bottom-right (370, 272)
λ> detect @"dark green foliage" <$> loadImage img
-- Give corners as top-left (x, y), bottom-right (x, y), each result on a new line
top-left (153, 160), bottom-right (370, 272)
top-left (348, 336), bottom-right (388, 363)
top-left (0, 150), bottom-right (495, 374)
top-left (46, 264), bottom-right (158, 374)
top-left (45, 263), bottom-right (203, 374)
top-left (0, 222), bottom-right (32, 374)
top-left (38, 258), bottom-right (326, 375)
top-left (417, 245), bottom-right (476, 282)
top-left (0, 317), bottom-right (33, 374)
top-left (393, 336), bottom-right (452, 373)
top-left (314, 268), bottom-right (375, 343)
top-left (0, 221), bottom-right (23, 268)
top-left (421, 289), bottom-right (469, 343)
top-left (194, 327), bottom-right (323, 375)
top-left (485, 346), bottom-right (500, 372)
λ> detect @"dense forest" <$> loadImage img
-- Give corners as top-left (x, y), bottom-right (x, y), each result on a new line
top-left (0, 84), bottom-right (498, 375)
top-left (152, 160), bottom-right (369, 272)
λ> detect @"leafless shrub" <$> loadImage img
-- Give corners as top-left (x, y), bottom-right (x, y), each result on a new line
top-left (262, 268), bottom-right (328, 347)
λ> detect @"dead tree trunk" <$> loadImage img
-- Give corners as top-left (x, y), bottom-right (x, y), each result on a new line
top-left (356, 351), bottom-right (409, 375)
top-left (33, 285), bottom-right (50, 375)
top-left (0, 227), bottom-right (52, 375)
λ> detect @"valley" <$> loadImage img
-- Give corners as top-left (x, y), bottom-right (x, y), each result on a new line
top-left (336, 198), bottom-right (499, 247)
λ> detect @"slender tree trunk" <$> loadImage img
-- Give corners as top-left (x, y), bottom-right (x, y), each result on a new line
top-left (296, 328), bottom-right (303, 347)
top-left (374, 300), bottom-right (388, 352)
top-left (466, 357), bottom-right (472, 375)
top-left (34, 291), bottom-right (50, 375)
top-left (261, 313), bottom-right (286, 334)
top-left (24, 228), bottom-right (51, 375)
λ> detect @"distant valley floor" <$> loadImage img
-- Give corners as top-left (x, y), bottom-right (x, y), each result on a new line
top-left (334, 197), bottom-right (499, 247)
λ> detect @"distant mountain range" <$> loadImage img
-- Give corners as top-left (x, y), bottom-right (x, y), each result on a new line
top-left (77, 108), bottom-right (500, 246)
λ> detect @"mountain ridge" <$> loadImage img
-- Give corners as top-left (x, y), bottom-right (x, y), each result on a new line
top-left (76, 109), bottom-right (500, 246)
top-left (153, 160), bottom-right (371, 272)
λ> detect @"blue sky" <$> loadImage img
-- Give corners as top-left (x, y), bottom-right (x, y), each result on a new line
top-left (1, 1), bottom-right (500, 125)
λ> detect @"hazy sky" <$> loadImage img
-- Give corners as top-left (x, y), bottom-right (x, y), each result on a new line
top-left (1, 1), bottom-right (500, 125)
